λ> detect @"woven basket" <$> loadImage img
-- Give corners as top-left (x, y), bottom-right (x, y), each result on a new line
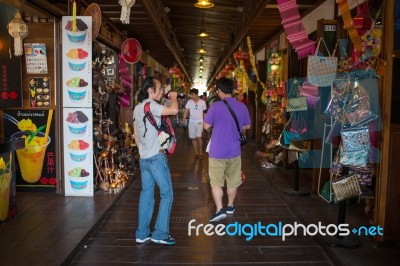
top-left (331, 174), bottom-right (361, 202)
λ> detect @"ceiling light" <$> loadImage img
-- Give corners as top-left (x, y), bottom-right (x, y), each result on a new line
top-left (197, 11), bottom-right (209, 38)
top-left (198, 47), bottom-right (207, 54)
top-left (200, 65), bottom-right (203, 70)
top-left (199, 69), bottom-right (203, 73)
top-left (194, 0), bottom-right (214, 9)
top-left (197, 31), bottom-right (209, 38)
top-left (198, 41), bottom-right (207, 54)
top-left (199, 56), bottom-right (204, 62)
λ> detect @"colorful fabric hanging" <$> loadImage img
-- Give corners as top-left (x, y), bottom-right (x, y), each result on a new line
top-left (337, 0), bottom-right (364, 52)
top-left (277, 0), bottom-right (315, 58)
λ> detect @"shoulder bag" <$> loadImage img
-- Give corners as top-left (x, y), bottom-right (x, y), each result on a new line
top-left (222, 100), bottom-right (247, 145)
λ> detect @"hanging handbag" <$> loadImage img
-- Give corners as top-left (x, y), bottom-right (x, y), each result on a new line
top-left (222, 100), bottom-right (247, 145)
top-left (300, 82), bottom-right (318, 97)
top-left (307, 38), bottom-right (338, 87)
top-left (331, 174), bottom-right (362, 202)
top-left (340, 126), bottom-right (370, 152)
top-left (289, 112), bottom-right (307, 133)
top-left (324, 79), bottom-right (351, 123)
top-left (283, 129), bottom-right (302, 145)
top-left (339, 149), bottom-right (369, 168)
top-left (349, 165), bottom-right (373, 186)
top-left (287, 96), bottom-right (308, 112)
top-left (343, 81), bottom-right (377, 127)
top-left (286, 79), bottom-right (308, 112)
top-left (289, 139), bottom-right (311, 152)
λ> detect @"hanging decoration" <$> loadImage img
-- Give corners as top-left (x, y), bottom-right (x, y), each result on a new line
top-left (169, 66), bottom-right (180, 74)
top-left (83, 3), bottom-right (102, 40)
top-left (247, 36), bottom-right (267, 91)
top-left (276, 0), bottom-right (315, 58)
top-left (7, 12), bottom-right (28, 56)
top-left (336, 0), bottom-right (364, 52)
top-left (353, 1), bottom-right (373, 36)
top-left (119, 0), bottom-right (135, 24)
top-left (233, 50), bottom-right (250, 61)
top-left (121, 38), bottom-right (142, 64)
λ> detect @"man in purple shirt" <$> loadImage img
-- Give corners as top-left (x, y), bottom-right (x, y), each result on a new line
top-left (204, 78), bottom-right (251, 222)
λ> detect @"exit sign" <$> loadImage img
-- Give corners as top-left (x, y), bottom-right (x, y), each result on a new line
top-left (324, 25), bottom-right (336, 31)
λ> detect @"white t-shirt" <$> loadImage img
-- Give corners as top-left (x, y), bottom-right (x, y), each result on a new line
top-left (133, 99), bottom-right (164, 159)
top-left (185, 99), bottom-right (207, 122)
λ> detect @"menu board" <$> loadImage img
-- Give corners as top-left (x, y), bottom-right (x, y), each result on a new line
top-left (63, 108), bottom-right (93, 196)
top-left (62, 16), bottom-right (92, 108)
top-left (24, 43), bottom-right (48, 74)
top-left (29, 77), bottom-right (51, 108)
top-left (3, 110), bottom-right (56, 191)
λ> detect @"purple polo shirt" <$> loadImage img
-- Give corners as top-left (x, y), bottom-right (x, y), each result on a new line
top-left (204, 97), bottom-right (251, 159)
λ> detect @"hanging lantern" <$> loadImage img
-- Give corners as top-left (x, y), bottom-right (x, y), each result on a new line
top-left (225, 63), bottom-right (235, 71)
top-left (169, 66), bottom-right (180, 74)
top-left (8, 12), bottom-right (28, 56)
top-left (174, 72), bottom-right (184, 79)
top-left (119, 0), bottom-right (136, 24)
top-left (233, 51), bottom-right (249, 61)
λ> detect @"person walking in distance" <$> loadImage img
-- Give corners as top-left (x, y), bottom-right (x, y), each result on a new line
top-left (133, 77), bottom-right (178, 245)
top-left (182, 88), bottom-right (207, 159)
top-left (204, 78), bottom-right (251, 222)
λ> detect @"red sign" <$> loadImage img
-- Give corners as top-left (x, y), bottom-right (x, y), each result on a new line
top-left (121, 38), bottom-right (142, 64)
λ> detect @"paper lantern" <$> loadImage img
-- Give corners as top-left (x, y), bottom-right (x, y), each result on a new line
top-left (225, 63), bottom-right (235, 71)
top-left (8, 12), bottom-right (28, 56)
top-left (119, 0), bottom-right (135, 24)
top-left (233, 51), bottom-right (249, 61)
top-left (169, 67), bottom-right (180, 74)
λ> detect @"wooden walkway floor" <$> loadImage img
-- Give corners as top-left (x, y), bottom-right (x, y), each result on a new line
top-left (68, 131), bottom-right (334, 265)
top-left (1, 128), bottom-right (400, 265)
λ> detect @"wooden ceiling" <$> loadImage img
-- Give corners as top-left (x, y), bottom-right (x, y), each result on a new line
top-left (43, 0), bottom-right (321, 86)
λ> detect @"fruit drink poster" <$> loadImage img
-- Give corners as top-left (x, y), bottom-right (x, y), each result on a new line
top-left (63, 108), bottom-right (93, 196)
top-left (62, 16), bottom-right (92, 108)
top-left (2, 110), bottom-right (56, 191)
top-left (24, 43), bottom-right (48, 74)
top-left (29, 77), bottom-right (51, 108)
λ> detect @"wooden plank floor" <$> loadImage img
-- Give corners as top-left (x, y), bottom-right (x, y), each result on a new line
top-left (68, 130), bottom-right (334, 265)
top-left (2, 128), bottom-right (400, 265)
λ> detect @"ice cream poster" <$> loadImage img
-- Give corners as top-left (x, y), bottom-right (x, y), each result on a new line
top-left (63, 108), bottom-right (93, 196)
top-left (62, 16), bottom-right (92, 108)
top-left (2, 110), bottom-right (56, 191)
top-left (24, 43), bottom-right (48, 74)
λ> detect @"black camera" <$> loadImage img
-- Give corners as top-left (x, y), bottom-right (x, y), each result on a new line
top-left (164, 91), bottom-right (186, 99)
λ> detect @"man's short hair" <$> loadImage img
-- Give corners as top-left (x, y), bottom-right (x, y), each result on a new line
top-left (190, 88), bottom-right (199, 95)
top-left (216, 78), bottom-right (234, 94)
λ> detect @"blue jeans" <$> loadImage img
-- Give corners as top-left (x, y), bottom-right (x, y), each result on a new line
top-left (136, 153), bottom-right (173, 240)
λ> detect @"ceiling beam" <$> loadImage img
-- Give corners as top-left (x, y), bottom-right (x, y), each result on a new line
top-left (207, 0), bottom-right (272, 86)
top-left (140, 0), bottom-right (192, 83)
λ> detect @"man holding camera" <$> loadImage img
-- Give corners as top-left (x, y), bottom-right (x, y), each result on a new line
top-left (204, 78), bottom-right (251, 222)
top-left (182, 88), bottom-right (207, 159)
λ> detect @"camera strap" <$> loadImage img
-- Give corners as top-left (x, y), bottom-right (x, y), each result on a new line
top-left (222, 100), bottom-right (241, 134)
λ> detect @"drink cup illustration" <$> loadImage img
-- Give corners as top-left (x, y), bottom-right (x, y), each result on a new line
top-left (12, 131), bottom-right (51, 183)
top-left (0, 156), bottom-right (11, 221)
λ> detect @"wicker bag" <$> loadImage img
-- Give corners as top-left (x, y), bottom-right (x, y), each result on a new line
top-left (331, 174), bottom-right (361, 202)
